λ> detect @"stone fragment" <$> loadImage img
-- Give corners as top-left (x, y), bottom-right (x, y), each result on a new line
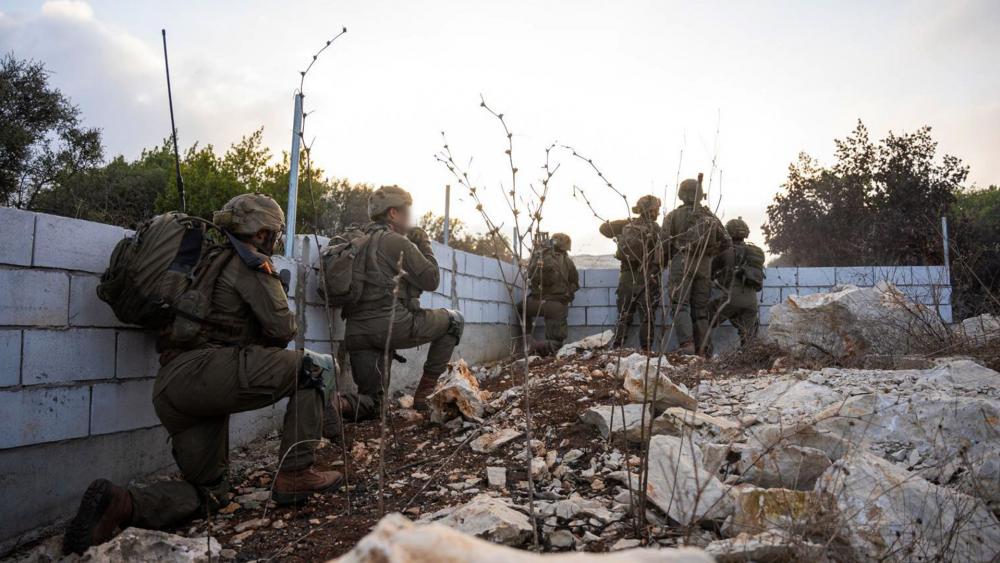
top-left (736, 445), bottom-right (831, 490)
top-left (642, 435), bottom-right (731, 524)
top-left (706, 530), bottom-right (824, 562)
top-left (429, 360), bottom-right (487, 423)
top-left (616, 354), bottom-right (697, 412)
top-left (332, 513), bottom-right (713, 562)
top-left (579, 403), bottom-right (670, 443)
top-left (721, 485), bottom-right (828, 537)
top-left (556, 330), bottom-right (614, 358)
top-left (487, 466), bottom-right (507, 489)
top-left (470, 428), bottom-right (523, 453)
top-left (432, 494), bottom-right (534, 546)
top-left (79, 528), bottom-right (221, 562)
top-left (654, 407), bottom-right (742, 441)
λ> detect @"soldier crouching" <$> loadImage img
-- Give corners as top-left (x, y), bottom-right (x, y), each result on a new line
top-left (63, 194), bottom-right (340, 555)
top-left (337, 185), bottom-right (463, 422)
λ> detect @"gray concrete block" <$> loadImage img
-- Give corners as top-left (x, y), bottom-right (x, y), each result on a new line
top-left (901, 285), bottom-right (951, 306)
top-left (464, 253), bottom-right (485, 277)
top-left (90, 379), bottom-right (158, 435)
top-left (482, 258), bottom-right (502, 280)
top-left (764, 267), bottom-right (796, 287)
top-left (584, 269), bottom-right (618, 288)
top-left (567, 307), bottom-right (586, 327)
top-left (873, 266), bottom-right (912, 286)
top-left (0, 330), bottom-right (21, 387)
top-left (796, 287), bottom-right (823, 296)
top-left (463, 300), bottom-right (484, 323)
top-left (0, 386), bottom-right (90, 448)
top-left (456, 274), bottom-right (475, 299)
top-left (231, 400), bottom-right (287, 446)
top-left (451, 251), bottom-right (466, 275)
top-left (69, 274), bottom-right (126, 327)
top-left (482, 302), bottom-right (500, 324)
top-left (586, 306), bottom-right (618, 326)
top-left (0, 426), bottom-right (173, 546)
top-left (33, 213), bottom-right (126, 273)
top-left (835, 266), bottom-right (874, 286)
top-left (911, 265), bottom-right (949, 286)
top-left (0, 268), bottom-right (69, 326)
top-left (431, 242), bottom-right (454, 269)
top-left (575, 287), bottom-right (611, 307)
top-left (499, 303), bottom-right (517, 324)
top-left (938, 304), bottom-right (953, 323)
top-left (115, 331), bottom-right (159, 379)
top-left (499, 261), bottom-right (519, 282)
top-left (0, 208), bottom-right (35, 266)
top-left (472, 277), bottom-right (495, 301)
top-left (759, 305), bottom-right (771, 325)
top-left (796, 267), bottom-right (835, 287)
top-left (419, 292), bottom-right (434, 309)
top-left (22, 329), bottom-right (115, 385)
top-left (760, 287), bottom-right (782, 306)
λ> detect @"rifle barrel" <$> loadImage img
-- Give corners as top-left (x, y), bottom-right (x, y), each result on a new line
top-left (161, 29), bottom-right (186, 213)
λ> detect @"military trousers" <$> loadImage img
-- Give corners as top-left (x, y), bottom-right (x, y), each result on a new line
top-left (668, 256), bottom-right (713, 353)
top-left (614, 267), bottom-right (662, 351)
top-left (516, 296), bottom-right (569, 356)
top-left (129, 345), bottom-right (320, 530)
top-left (709, 286), bottom-right (759, 346)
top-left (343, 307), bottom-right (457, 420)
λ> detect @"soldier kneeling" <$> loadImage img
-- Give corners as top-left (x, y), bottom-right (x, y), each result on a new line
top-left (335, 186), bottom-right (463, 424)
top-left (64, 195), bottom-right (340, 555)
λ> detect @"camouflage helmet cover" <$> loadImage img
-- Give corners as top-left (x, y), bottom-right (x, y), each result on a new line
top-left (368, 185), bottom-right (413, 219)
top-left (551, 232), bottom-right (571, 252)
top-left (726, 217), bottom-right (750, 239)
top-left (631, 194), bottom-right (662, 215)
top-left (678, 178), bottom-right (704, 204)
top-left (213, 193), bottom-right (286, 236)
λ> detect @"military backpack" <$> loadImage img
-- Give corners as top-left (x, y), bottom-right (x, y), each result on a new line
top-left (615, 220), bottom-right (662, 269)
top-left (734, 242), bottom-right (766, 290)
top-left (96, 212), bottom-right (232, 342)
top-left (318, 225), bottom-right (387, 308)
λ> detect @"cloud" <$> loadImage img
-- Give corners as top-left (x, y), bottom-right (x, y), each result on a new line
top-left (0, 1), bottom-right (285, 162)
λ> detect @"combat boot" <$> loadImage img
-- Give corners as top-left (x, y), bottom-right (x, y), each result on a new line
top-left (412, 372), bottom-right (439, 412)
top-left (63, 479), bottom-right (134, 555)
top-left (272, 467), bottom-right (343, 505)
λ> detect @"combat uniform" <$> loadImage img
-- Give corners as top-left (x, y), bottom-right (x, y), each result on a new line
top-left (517, 233), bottom-right (579, 356)
top-left (600, 195), bottom-right (665, 351)
top-left (709, 219), bottom-right (762, 346)
top-left (339, 186), bottom-right (462, 418)
top-left (663, 179), bottom-right (731, 355)
top-left (65, 194), bottom-right (338, 555)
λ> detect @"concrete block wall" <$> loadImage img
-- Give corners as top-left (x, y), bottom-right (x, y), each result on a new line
top-left (566, 265), bottom-right (953, 344)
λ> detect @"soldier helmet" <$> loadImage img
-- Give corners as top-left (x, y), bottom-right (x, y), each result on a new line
top-left (368, 185), bottom-right (413, 219)
top-left (726, 217), bottom-right (750, 240)
top-left (631, 194), bottom-right (661, 215)
top-left (552, 233), bottom-right (571, 252)
top-left (678, 178), bottom-right (703, 204)
top-left (213, 193), bottom-right (285, 236)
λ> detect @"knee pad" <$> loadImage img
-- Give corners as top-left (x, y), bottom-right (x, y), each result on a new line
top-left (446, 308), bottom-right (465, 343)
top-left (301, 349), bottom-right (336, 400)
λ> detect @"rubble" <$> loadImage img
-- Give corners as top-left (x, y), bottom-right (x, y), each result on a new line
top-left (613, 353), bottom-right (697, 412)
top-left (81, 528), bottom-right (220, 562)
top-left (736, 444), bottom-right (831, 490)
top-left (428, 360), bottom-right (488, 423)
top-left (956, 313), bottom-right (1000, 345)
top-left (721, 485), bottom-right (827, 537)
top-left (431, 495), bottom-right (534, 546)
top-left (556, 330), bottom-right (614, 358)
top-left (470, 428), bottom-right (523, 453)
top-left (705, 530), bottom-right (824, 562)
top-left (768, 281), bottom-right (945, 359)
top-left (642, 435), bottom-right (731, 524)
top-left (579, 404), bottom-right (669, 443)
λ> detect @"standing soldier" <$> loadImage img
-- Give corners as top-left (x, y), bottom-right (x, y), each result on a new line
top-left (709, 218), bottom-right (764, 346)
top-left (517, 232), bottom-right (579, 356)
top-left (599, 195), bottom-right (665, 351)
top-left (338, 185), bottom-right (463, 420)
top-left (663, 178), bottom-right (731, 355)
top-left (64, 194), bottom-right (340, 554)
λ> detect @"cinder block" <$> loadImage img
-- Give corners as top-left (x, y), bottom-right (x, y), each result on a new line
top-left (763, 267), bottom-right (796, 287)
top-left (439, 270), bottom-right (452, 295)
top-left (0, 268), bottom-right (69, 326)
top-left (901, 285), bottom-right (951, 306)
top-left (33, 213), bottom-right (126, 273)
top-left (303, 340), bottom-right (333, 355)
top-left (456, 275), bottom-right (475, 299)
top-left (796, 267), bottom-right (835, 287)
top-left (873, 266), bottom-right (912, 286)
top-left (0, 207), bottom-right (35, 266)
top-left (0, 386), bottom-right (90, 448)
top-left (69, 275), bottom-right (126, 327)
top-left (460, 300), bottom-right (483, 323)
top-left (584, 269), bottom-right (619, 288)
top-left (303, 303), bottom-right (338, 341)
top-left (796, 287), bottom-right (823, 297)
top-left (463, 253), bottom-right (485, 277)
top-left (781, 287), bottom-right (801, 301)
top-left (938, 304), bottom-right (953, 323)
top-left (574, 287), bottom-right (611, 307)
top-left (482, 258), bottom-right (503, 280)
top-left (499, 303), bottom-right (517, 324)
top-left (451, 251), bottom-right (466, 275)
top-left (472, 277), bottom-right (494, 301)
top-left (567, 307), bottom-right (586, 326)
top-left (759, 305), bottom-right (771, 325)
top-left (115, 331), bottom-right (159, 379)
top-left (760, 287), bottom-right (782, 306)
top-left (419, 292), bottom-right (434, 309)
top-left (290, 235), bottom-right (327, 269)
top-left (499, 261), bottom-right (519, 282)
top-left (22, 329), bottom-right (115, 385)
top-left (481, 302), bottom-right (500, 324)
top-left (0, 330), bottom-right (21, 387)
top-left (835, 266), bottom-right (874, 286)
top-left (90, 379), bottom-right (158, 435)
top-left (586, 306), bottom-right (618, 326)
top-left (431, 242), bottom-right (454, 269)
top-left (911, 266), bottom-right (950, 286)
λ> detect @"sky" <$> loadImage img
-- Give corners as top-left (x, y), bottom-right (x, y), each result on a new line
top-left (2, 0), bottom-right (998, 255)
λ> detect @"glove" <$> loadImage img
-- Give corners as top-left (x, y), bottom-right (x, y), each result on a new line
top-left (407, 227), bottom-right (432, 251)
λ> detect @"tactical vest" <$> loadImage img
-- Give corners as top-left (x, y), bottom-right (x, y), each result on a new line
top-left (529, 248), bottom-right (572, 300)
top-left (733, 242), bottom-right (766, 290)
top-left (667, 205), bottom-right (724, 257)
top-left (614, 218), bottom-right (662, 269)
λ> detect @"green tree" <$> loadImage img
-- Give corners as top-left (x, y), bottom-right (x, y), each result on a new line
top-left (763, 121), bottom-right (966, 266)
top-left (951, 185), bottom-right (1000, 317)
top-left (0, 54), bottom-right (102, 208)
